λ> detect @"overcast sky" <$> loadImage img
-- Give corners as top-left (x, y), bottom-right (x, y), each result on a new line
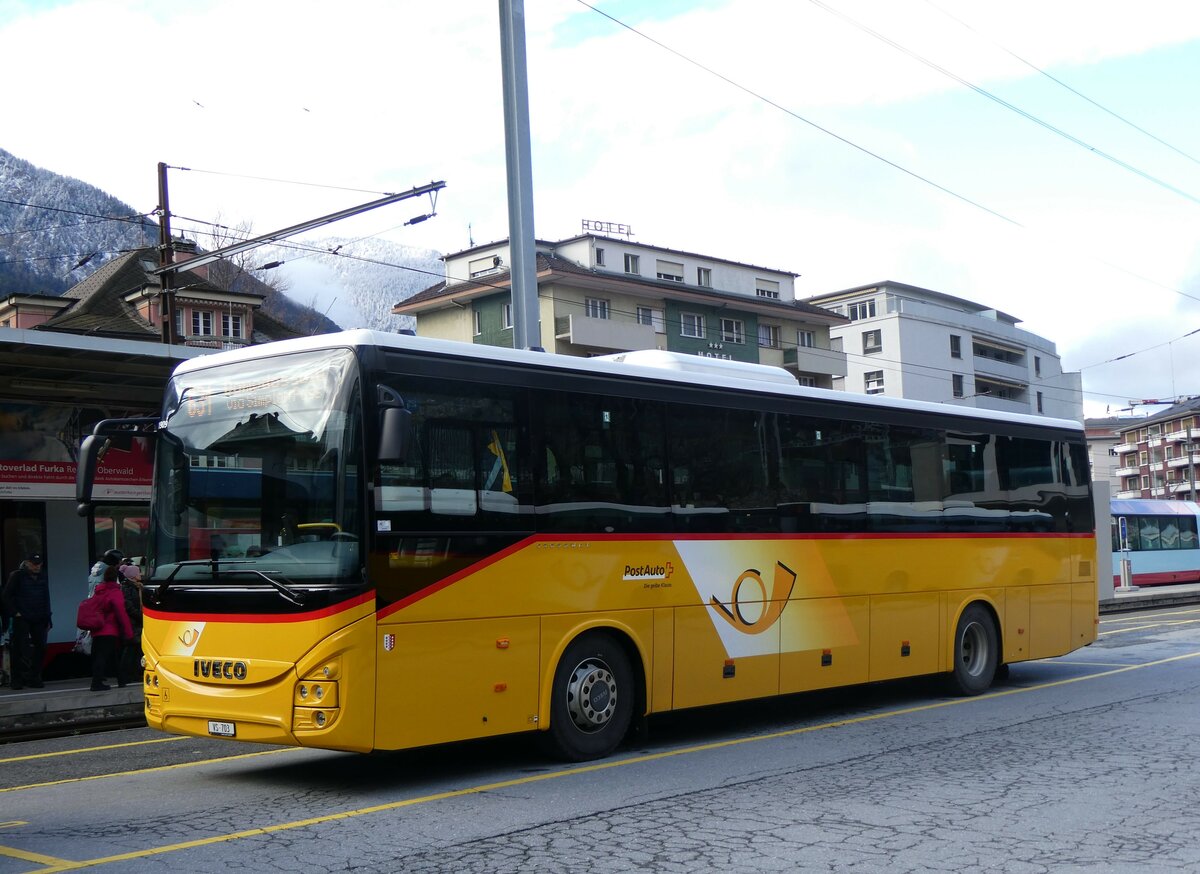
top-left (3, 0), bottom-right (1200, 417)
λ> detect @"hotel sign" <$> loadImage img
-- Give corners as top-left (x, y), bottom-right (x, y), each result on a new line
top-left (582, 219), bottom-right (633, 237)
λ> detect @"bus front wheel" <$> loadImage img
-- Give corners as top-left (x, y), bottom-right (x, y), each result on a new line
top-left (948, 604), bottom-right (998, 696)
top-left (545, 632), bottom-right (634, 761)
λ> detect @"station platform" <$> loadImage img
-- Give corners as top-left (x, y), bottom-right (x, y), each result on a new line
top-left (3, 582), bottom-right (1199, 741)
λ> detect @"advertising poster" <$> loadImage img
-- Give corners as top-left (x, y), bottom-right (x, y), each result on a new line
top-left (0, 403), bottom-right (153, 500)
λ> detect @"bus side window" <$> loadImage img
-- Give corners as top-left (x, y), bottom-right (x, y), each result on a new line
top-left (668, 405), bottom-right (775, 532)
top-left (535, 392), bottom-right (668, 532)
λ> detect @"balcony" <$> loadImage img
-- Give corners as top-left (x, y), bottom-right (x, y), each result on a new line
top-left (1164, 431), bottom-right (1190, 443)
top-left (554, 314), bottom-right (657, 353)
top-left (1171, 481), bottom-right (1198, 494)
top-left (1168, 454), bottom-right (1198, 469)
top-left (1114, 466), bottom-right (1141, 477)
top-left (974, 395), bottom-right (1029, 414)
top-left (1115, 489), bottom-right (1144, 500)
top-left (972, 355), bottom-right (1028, 384)
top-left (783, 345), bottom-right (848, 378)
top-left (1114, 442), bottom-right (1139, 454)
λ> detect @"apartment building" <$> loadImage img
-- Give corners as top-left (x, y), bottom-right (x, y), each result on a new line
top-left (804, 281), bottom-right (1084, 420)
top-left (393, 234), bottom-right (849, 388)
top-left (1112, 397), bottom-right (1200, 500)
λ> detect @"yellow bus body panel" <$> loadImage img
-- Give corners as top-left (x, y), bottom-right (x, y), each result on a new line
top-left (378, 532), bottom-right (1095, 739)
top-left (374, 616), bottom-right (540, 750)
top-left (142, 596), bottom-right (377, 752)
top-left (145, 530), bottom-right (1096, 753)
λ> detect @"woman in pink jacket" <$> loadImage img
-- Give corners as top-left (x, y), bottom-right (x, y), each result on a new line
top-left (90, 566), bottom-right (133, 692)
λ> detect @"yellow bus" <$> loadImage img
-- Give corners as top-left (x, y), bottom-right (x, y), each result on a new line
top-left (78, 330), bottom-right (1097, 760)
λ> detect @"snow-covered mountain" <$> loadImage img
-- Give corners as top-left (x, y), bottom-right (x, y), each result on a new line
top-left (260, 237), bottom-right (444, 333)
top-left (0, 148), bottom-right (444, 332)
top-left (0, 148), bottom-right (158, 295)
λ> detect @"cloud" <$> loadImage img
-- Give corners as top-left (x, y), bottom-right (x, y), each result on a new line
top-left (5, 0), bottom-right (1200, 412)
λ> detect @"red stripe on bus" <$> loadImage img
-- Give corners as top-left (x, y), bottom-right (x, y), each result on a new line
top-left (529, 531), bottom-right (1094, 542)
top-left (376, 535), bottom-right (541, 619)
top-left (1114, 571), bottom-right (1200, 587)
top-left (142, 589), bottom-right (376, 624)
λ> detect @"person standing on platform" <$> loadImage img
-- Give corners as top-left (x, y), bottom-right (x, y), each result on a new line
top-left (89, 549), bottom-right (124, 596)
top-left (117, 558), bottom-right (143, 683)
top-left (89, 566), bottom-right (133, 692)
top-left (2, 554), bottom-right (50, 690)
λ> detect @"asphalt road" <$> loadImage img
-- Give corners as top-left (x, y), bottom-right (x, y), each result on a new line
top-left (2, 605), bottom-right (1199, 873)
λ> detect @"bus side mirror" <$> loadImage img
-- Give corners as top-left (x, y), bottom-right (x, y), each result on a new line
top-left (76, 434), bottom-right (102, 516)
top-left (75, 415), bottom-right (159, 517)
top-left (378, 406), bottom-right (414, 463)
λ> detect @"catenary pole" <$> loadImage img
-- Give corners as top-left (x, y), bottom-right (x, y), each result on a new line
top-left (157, 162), bottom-right (176, 345)
top-left (499, 0), bottom-right (541, 350)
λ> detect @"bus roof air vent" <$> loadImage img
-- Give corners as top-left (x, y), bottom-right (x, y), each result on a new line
top-left (593, 350), bottom-right (799, 386)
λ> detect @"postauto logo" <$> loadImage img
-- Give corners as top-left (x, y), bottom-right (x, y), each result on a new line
top-left (710, 562), bottom-right (797, 635)
top-left (622, 561), bottom-right (674, 581)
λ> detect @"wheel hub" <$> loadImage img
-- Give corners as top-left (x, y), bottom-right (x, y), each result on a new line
top-left (565, 658), bottom-right (617, 732)
top-left (960, 621), bottom-right (988, 677)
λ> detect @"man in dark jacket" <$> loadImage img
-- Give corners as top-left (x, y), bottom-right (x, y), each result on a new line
top-left (2, 554), bottom-right (51, 689)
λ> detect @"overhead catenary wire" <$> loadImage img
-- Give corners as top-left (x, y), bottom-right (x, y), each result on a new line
top-left (919, 0), bottom-right (1200, 168)
top-left (7, 183), bottom-right (1190, 404)
top-left (168, 214), bottom-right (1189, 409)
top-left (806, 0), bottom-right (1200, 209)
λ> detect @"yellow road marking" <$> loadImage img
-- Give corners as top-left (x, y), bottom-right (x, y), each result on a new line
top-left (0, 845), bottom-right (73, 866)
top-left (0, 747), bottom-right (300, 795)
top-left (1102, 607), bottom-right (1200, 624)
top-left (0, 737), bottom-right (185, 765)
top-left (0, 822), bottom-right (27, 829)
top-left (23, 649), bottom-right (1200, 873)
top-left (1100, 618), bottom-right (1200, 636)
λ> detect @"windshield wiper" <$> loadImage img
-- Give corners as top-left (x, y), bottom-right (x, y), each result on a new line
top-left (156, 558), bottom-right (307, 607)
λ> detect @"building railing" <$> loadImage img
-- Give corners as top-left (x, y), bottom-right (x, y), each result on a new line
top-left (782, 345), bottom-right (848, 378)
top-left (554, 313), bottom-right (657, 352)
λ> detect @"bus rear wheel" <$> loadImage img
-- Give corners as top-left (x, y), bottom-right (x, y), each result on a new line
top-left (546, 632), bottom-right (634, 761)
top-left (949, 604), bottom-right (998, 696)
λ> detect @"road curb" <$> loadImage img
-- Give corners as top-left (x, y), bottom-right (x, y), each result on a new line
top-left (0, 688), bottom-right (145, 740)
top-left (1099, 590), bottom-right (1200, 614)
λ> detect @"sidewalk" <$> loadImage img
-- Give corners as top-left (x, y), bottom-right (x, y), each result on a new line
top-left (0, 679), bottom-right (144, 740)
top-left (3, 582), bottom-right (1199, 741)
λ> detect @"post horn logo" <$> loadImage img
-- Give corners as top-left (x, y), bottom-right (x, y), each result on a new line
top-left (710, 561), bottom-right (797, 634)
top-left (178, 627), bottom-right (203, 648)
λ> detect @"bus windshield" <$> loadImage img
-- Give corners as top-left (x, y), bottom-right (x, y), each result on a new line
top-left (151, 347), bottom-right (362, 587)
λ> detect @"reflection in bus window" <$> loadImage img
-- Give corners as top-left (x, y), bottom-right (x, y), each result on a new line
top-left (537, 393), bottom-right (667, 532)
top-left (375, 382), bottom-right (527, 531)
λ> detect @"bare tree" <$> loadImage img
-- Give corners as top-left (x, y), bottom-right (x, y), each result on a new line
top-left (202, 215), bottom-right (291, 297)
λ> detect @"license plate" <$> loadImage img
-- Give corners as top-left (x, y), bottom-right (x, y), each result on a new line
top-left (208, 720), bottom-right (236, 737)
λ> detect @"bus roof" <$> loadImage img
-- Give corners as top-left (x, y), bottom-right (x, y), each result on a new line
top-left (173, 329), bottom-right (1083, 434)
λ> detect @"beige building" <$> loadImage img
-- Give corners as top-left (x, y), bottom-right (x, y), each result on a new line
top-left (393, 234), bottom-right (848, 388)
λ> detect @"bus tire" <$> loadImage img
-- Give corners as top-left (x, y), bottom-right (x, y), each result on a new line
top-left (948, 604), bottom-right (998, 696)
top-left (545, 632), bottom-right (634, 761)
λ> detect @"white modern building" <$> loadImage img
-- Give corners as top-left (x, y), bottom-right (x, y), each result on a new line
top-left (804, 281), bottom-right (1084, 421)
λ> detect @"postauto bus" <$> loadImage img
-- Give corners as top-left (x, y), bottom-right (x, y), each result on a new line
top-left (77, 330), bottom-right (1098, 760)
